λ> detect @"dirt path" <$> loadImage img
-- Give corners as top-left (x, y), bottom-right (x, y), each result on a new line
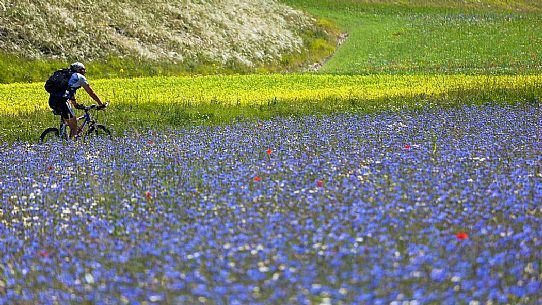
top-left (305, 32), bottom-right (349, 72)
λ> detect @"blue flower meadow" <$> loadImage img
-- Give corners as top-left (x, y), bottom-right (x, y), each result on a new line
top-left (1, 103), bottom-right (541, 305)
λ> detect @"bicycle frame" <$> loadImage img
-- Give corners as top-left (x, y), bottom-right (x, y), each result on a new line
top-left (57, 107), bottom-right (95, 137)
top-left (41, 103), bottom-right (109, 144)
top-left (76, 111), bottom-right (93, 133)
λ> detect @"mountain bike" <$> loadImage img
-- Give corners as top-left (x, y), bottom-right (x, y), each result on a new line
top-left (39, 103), bottom-right (111, 144)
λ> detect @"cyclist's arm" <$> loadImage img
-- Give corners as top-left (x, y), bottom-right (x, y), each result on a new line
top-left (82, 84), bottom-right (104, 106)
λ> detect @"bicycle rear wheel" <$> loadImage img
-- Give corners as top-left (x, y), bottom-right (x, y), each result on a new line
top-left (39, 128), bottom-right (60, 144)
top-left (85, 124), bottom-right (112, 141)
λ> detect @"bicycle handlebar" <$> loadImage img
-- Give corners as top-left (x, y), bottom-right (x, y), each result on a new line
top-left (76, 102), bottom-right (108, 111)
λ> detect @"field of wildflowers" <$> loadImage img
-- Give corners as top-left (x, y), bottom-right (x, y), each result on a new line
top-left (1, 102), bottom-right (541, 304)
top-left (1, 1), bottom-right (541, 304)
top-left (1, 73), bottom-right (541, 142)
top-left (4, 73), bottom-right (542, 115)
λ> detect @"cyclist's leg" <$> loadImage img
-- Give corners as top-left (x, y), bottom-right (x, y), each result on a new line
top-left (50, 95), bottom-right (78, 138)
top-left (61, 99), bottom-right (77, 139)
top-left (66, 117), bottom-right (78, 139)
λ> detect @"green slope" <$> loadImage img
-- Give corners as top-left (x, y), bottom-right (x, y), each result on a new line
top-left (0, 0), bottom-right (337, 83)
top-left (282, 0), bottom-right (542, 74)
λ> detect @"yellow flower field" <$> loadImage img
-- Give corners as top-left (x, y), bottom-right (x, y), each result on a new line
top-left (1, 74), bottom-right (541, 116)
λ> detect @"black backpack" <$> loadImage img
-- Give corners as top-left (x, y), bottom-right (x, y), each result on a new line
top-left (44, 68), bottom-right (73, 94)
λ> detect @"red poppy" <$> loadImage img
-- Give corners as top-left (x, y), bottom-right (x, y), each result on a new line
top-left (404, 144), bottom-right (411, 149)
top-left (147, 140), bottom-right (154, 145)
top-left (456, 232), bottom-right (469, 240)
top-left (266, 149), bottom-right (272, 155)
top-left (316, 180), bottom-right (324, 187)
top-left (38, 250), bottom-right (49, 258)
top-left (145, 191), bottom-right (152, 200)
top-left (253, 176), bottom-right (261, 182)
top-left (47, 165), bottom-right (54, 171)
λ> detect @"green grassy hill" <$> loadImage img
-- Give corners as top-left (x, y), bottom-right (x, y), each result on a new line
top-left (0, 0), bottom-right (337, 83)
top-left (285, 0), bottom-right (542, 12)
top-left (283, 0), bottom-right (542, 74)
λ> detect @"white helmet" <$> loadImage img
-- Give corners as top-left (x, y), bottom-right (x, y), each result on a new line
top-left (70, 62), bottom-right (85, 72)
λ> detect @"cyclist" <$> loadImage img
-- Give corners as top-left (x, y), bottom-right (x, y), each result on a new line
top-left (48, 62), bottom-right (106, 139)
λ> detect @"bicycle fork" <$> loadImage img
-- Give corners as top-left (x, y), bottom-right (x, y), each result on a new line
top-left (59, 118), bottom-right (68, 140)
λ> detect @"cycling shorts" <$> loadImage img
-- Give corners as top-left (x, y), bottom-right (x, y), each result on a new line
top-left (49, 95), bottom-right (75, 120)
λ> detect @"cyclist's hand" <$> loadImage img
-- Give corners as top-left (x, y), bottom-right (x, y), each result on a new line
top-left (74, 103), bottom-right (85, 110)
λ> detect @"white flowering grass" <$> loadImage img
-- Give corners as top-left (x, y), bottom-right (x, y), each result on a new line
top-left (0, 0), bottom-right (314, 66)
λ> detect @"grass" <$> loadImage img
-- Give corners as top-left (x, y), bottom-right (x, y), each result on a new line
top-left (282, 0), bottom-right (542, 74)
top-left (1, 74), bottom-right (541, 143)
top-left (0, 0), bottom-right (338, 83)
top-left (0, 22), bottom-right (338, 84)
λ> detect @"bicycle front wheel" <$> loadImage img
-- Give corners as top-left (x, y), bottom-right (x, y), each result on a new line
top-left (85, 124), bottom-right (112, 141)
top-left (39, 128), bottom-right (60, 144)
